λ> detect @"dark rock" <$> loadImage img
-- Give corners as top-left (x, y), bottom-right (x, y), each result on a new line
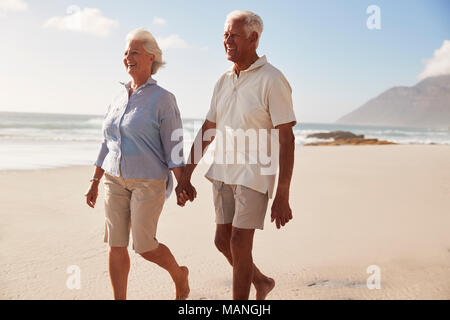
top-left (307, 131), bottom-right (364, 140)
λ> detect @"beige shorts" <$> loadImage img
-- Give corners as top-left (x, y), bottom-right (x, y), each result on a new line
top-left (103, 172), bottom-right (166, 254)
top-left (212, 180), bottom-right (269, 230)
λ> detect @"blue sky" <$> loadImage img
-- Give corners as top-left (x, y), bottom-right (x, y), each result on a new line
top-left (0, 0), bottom-right (449, 122)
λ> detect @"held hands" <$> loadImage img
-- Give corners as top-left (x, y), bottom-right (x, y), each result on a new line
top-left (271, 194), bottom-right (293, 229)
top-left (175, 177), bottom-right (197, 207)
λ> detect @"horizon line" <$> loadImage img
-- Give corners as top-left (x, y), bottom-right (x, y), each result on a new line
top-left (0, 109), bottom-right (339, 125)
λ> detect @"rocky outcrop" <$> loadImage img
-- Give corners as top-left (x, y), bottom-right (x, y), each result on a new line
top-left (307, 131), bottom-right (364, 140)
top-left (305, 131), bottom-right (396, 146)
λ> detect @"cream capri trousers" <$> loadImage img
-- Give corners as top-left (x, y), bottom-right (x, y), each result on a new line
top-left (103, 172), bottom-right (166, 254)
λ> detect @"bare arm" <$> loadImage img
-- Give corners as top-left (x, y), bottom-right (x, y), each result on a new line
top-left (274, 122), bottom-right (295, 199)
top-left (175, 120), bottom-right (216, 203)
top-left (271, 122), bottom-right (296, 228)
top-left (85, 166), bottom-right (105, 208)
top-left (171, 166), bottom-right (184, 184)
top-left (92, 165), bottom-right (105, 181)
top-left (184, 119), bottom-right (216, 180)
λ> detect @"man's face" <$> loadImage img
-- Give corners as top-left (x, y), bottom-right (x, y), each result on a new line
top-left (223, 19), bottom-right (254, 63)
top-left (123, 40), bottom-right (154, 78)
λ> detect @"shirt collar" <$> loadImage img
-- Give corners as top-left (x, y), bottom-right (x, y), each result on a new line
top-left (229, 55), bottom-right (267, 75)
top-left (120, 76), bottom-right (157, 90)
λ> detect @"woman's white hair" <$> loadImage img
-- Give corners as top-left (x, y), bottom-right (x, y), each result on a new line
top-left (126, 28), bottom-right (166, 75)
top-left (225, 10), bottom-right (264, 48)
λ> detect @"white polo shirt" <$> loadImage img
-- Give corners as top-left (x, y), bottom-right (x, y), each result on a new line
top-left (205, 55), bottom-right (297, 198)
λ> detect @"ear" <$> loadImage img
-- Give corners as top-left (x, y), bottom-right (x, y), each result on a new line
top-left (149, 54), bottom-right (155, 62)
top-left (250, 31), bottom-right (258, 44)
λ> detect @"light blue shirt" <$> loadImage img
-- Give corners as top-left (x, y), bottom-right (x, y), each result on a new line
top-left (95, 77), bottom-right (184, 199)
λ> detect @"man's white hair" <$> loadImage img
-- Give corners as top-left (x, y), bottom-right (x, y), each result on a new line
top-left (225, 10), bottom-right (264, 48)
top-left (126, 28), bottom-right (166, 75)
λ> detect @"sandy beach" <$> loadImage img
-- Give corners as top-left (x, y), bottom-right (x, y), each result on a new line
top-left (1, 145), bottom-right (449, 300)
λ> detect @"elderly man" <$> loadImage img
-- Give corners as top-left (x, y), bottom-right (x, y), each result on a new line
top-left (177, 10), bottom-right (296, 300)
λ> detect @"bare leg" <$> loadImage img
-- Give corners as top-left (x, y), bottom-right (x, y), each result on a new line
top-left (215, 224), bottom-right (275, 300)
top-left (230, 227), bottom-right (254, 299)
top-left (139, 243), bottom-right (190, 300)
top-left (108, 246), bottom-right (130, 300)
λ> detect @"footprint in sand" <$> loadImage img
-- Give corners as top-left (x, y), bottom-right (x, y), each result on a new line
top-left (307, 280), bottom-right (329, 287)
top-left (307, 280), bottom-right (366, 288)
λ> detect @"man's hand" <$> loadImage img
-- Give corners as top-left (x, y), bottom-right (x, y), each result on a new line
top-left (270, 194), bottom-right (292, 229)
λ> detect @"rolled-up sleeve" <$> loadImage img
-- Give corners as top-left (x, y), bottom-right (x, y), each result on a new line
top-left (93, 105), bottom-right (110, 167)
top-left (159, 93), bottom-right (184, 168)
top-left (94, 140), bottom-right (108, 167)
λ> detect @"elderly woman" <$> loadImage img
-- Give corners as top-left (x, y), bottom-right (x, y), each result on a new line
top-left (84, 28), bottom-right (190, 300)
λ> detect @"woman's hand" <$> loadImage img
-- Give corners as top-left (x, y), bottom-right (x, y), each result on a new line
top-left (85, 166), bottom-right (104, 208)
top-left (85, 182), bottom-right (99, 208)
top-left (175, 179), bottom-right (197, 207)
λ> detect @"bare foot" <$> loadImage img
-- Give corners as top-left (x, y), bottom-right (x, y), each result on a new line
top-left (175, 266), bottom-right (190, 300)
top-left (255, 277), bottom-right (275, 300)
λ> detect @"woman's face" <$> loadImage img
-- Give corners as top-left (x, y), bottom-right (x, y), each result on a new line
top-left (123, 40), bottom-right (154, 79)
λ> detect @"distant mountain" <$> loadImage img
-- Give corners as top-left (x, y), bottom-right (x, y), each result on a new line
top-left (336, 74), bottom-right (450, 129)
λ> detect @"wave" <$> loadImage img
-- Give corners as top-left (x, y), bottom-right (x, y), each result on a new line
top-left (0, 113), bottom-right (104, 131)
top-left (1, 113), bottom-right (449, 145)
top-left (0, 120), bottom-right (103, 130)
top-left (0, 134), bottom-right (102, 142)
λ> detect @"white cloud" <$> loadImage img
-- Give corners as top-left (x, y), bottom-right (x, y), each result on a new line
top-left (0, 0), bottom-right (28, 16)
top-left (156, 34), bottom-right (190, 50)
top-left (43, 6), bottom-right (119, 37)
top-left (153, 16), bottom-right (167, 26)
top-left (155, 34), bottom-right (208, 52)
top-left (418, 40), bottom-right (450, 80)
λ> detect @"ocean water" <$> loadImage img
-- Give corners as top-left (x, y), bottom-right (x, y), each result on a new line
top-left (0, 111), bottom-right (449, 170)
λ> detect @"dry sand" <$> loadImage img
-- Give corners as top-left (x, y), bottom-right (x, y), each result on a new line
top-left (1, 145), bottom-right (449, 300)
